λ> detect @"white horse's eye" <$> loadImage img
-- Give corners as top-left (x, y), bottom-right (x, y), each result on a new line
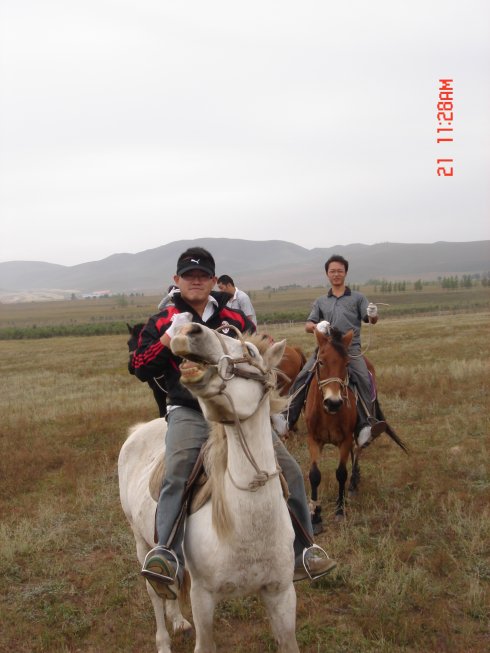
top-left (246, 344), bottom-right (256, 358)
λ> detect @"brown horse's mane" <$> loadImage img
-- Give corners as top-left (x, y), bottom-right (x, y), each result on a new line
top-left (251, 332), bottom-right (275, 351)
top-left (327, 327), bottom-right (349, 359)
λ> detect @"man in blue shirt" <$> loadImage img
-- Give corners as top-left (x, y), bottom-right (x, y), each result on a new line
top-left (286, 254), bottom-right (386, 448)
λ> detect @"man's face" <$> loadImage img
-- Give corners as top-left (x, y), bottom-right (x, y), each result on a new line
top-left (174, 269), bottom-right (216, 305)
top-left (326, 263), bottom-right (347, 287)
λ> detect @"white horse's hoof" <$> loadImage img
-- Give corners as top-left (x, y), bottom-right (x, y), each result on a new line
top-left (173, 621), bottom-right (193, 636)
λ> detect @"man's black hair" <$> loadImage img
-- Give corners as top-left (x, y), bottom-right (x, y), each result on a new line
top-left (325, 255), bottom-right (349, 273)
top-left (217, 274), bottom-right (234, 286)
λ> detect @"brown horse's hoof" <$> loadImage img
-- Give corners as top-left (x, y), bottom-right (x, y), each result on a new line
top-left (334, 513), bottom-right (345, 522)
top-left (312, 521), bottom-right (324, 535)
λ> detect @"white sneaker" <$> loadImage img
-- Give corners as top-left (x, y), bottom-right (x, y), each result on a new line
top-left (357, 420), bottom-right (387, 449)
top-left (357, 425), bottom-right (372, 448)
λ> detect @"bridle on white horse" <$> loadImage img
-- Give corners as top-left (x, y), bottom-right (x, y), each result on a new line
top-left (204, 325), bottom-right (282, 492)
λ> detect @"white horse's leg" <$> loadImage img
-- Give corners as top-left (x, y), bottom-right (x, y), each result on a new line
top-left (145, 583), bottom-right (172, 653)
top-left (165, 598), bottom-right (193, 637)
top-left (261, 585), bottom-right (300, 653)
top-left (134, 535), bottom-right (173, 653)
top-left (190, 584), bottom-right (217, 653)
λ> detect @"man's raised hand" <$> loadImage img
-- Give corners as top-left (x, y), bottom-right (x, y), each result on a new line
top-left (166, 312), bottom-right (193, 339)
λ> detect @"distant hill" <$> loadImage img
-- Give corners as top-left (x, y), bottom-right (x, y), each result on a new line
top-left (1, 239), bottom-right (489, 300)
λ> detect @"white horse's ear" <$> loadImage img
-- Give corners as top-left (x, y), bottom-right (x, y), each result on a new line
top-left (263, 339), bottom-right (287, 370)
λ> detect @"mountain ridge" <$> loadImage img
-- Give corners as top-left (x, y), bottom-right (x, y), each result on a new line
top-left (1, 239), bottom-right (488, 299)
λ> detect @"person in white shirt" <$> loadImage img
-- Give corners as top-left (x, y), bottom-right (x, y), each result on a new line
top-left (217, 274), bottom-right (257, 326)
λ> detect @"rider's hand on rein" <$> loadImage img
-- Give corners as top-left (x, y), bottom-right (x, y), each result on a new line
top-left (316, 320), bottom-right (331, 335)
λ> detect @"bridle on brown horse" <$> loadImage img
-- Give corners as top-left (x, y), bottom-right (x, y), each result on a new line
top-left (313, 354), bottom-right (351, 407)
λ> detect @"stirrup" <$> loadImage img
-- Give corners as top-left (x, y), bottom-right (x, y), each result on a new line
top-left (302, 543), bottom-right (337, 580)
top-left (141, 546), bottom-right (180, 599)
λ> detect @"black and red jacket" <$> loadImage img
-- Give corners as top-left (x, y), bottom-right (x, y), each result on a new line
top-left (130, 291), bottom-right (256, 412)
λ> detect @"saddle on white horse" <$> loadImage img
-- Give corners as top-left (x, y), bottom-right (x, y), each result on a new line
top-left (147, 423), bottom-right (290, 544)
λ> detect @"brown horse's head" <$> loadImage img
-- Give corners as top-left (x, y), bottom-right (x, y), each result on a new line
top-left (315, 327), bottom-right (353, 414)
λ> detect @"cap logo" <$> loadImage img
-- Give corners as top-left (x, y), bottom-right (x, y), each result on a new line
top-left (177, 253), bottom-right (214, 276)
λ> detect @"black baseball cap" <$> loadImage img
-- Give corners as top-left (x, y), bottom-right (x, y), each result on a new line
top-left (176, 248), bottom-right (215, 277)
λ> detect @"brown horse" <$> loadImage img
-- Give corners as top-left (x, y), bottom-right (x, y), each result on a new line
top-left (305, 327), bottom-right (407, 531)
top-left (253, 333), bottom-right (306, 396)
top-left (276, 344), bottom-right (307, 396)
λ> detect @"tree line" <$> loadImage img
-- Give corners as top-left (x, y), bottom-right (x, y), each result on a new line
top-left (367, 274), bottom-right (489, 292)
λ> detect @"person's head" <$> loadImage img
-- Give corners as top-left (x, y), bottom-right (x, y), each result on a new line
top-left (325, 255), bottom-right (349, 286)
top-left (217, 274), bottom-right (235, 293)
top-left (174, 247), bottom-right (217, 307)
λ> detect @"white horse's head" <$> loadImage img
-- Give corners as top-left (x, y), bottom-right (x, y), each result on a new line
top-left (171, 323), bottom-right (286, 422)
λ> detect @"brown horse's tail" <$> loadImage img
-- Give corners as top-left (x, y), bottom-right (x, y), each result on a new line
top-left (385, 423), bottom-right (409, 454)
top-left (375, 399), bottom-right (409, 454)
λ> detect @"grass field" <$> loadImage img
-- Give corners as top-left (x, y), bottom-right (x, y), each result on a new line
top-left (0, 308), bottom-right (489, 652)
top-left (1, 285), bottom-right (489, 337)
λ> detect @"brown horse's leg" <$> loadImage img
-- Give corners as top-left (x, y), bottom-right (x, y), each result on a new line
top-left (335, 440), bottom-right (351, 519)
top-left (348, 447), bottom-right (361, 495)
top-left (307, 437), bottom-right (323, 535)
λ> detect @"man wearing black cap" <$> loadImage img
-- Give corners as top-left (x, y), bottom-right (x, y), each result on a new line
top-left (130, 246), bottom-right (336, 600)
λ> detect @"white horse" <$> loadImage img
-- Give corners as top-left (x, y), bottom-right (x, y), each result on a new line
top-left (119, 322), bottom-right (300, 653)
top-left (118, 417), bottom-right (193, 652)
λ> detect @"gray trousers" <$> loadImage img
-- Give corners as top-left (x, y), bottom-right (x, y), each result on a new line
top-left (155, 406), bottom-right (314, 569)
top-left (347, 354), bottom-right (375, 420)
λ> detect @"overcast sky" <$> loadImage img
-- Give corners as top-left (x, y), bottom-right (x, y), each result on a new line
top-left (1, 0), bottom-right (489, 266)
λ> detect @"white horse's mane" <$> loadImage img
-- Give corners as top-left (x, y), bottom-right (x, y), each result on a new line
top-left (202, 333), bottom-right (287, 539)
top-left (202, 423), bottom-right (231, 539)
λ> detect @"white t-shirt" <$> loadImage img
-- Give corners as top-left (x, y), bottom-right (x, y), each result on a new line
top-left (226, 288), bottom-right (257, 326)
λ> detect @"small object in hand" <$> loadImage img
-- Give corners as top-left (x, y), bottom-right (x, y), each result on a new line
top-left (167, 312), bottom-right (193, 338)
top-left (366, 303), bottom-right (378, 318)
top-left (316, 320), bottom-right (331, 334)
